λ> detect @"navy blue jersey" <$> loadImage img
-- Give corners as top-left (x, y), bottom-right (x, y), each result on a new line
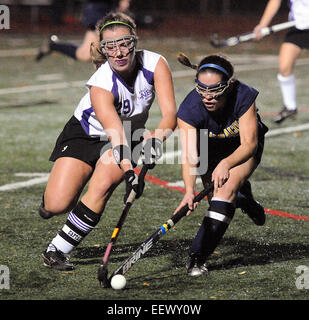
top-left (177, 80), bottom-right (268, 171)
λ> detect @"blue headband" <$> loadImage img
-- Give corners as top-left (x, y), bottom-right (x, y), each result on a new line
top-left (198, 63), bottom-right (230, 78)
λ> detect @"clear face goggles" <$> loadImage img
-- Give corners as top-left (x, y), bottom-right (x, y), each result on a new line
top-left (195, 78), bottom-right (231, 100)
top-left (100, 35), bottom-right (137, 58)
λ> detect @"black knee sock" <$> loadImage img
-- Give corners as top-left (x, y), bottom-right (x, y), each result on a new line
top-left (50, 41), bottom-right (77, 59)
top-left (189, 198), bottom-right (235, 260)
top-left (48, 201), bottom-right (101, 253)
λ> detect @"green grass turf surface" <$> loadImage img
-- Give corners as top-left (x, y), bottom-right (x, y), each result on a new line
top-left (0, 33), bottom-right (309, 304)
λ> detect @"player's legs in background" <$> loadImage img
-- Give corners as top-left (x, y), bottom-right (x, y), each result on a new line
top-left (273, 42), bottom-right (302, 123)
top-left (75, 30), bottom-right (99, 62)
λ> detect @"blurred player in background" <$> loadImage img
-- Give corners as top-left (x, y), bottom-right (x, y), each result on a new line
top-left (254, 0), bottom-right (309, 124)
top-left (39, 12), bottom-right (177, 270)
top-left (174, 53), bottom-right (268, 277)
top-left (36, 0), bottom-right (131, 62)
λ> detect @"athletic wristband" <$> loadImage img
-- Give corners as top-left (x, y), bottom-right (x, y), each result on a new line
top-left (112, 144), bottom-right (131, 168)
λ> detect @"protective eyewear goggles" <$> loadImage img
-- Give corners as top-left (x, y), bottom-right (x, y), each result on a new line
top-left (195, 78), bottom-right (231, 100)
top-left (100, 35), bottom-right (137, 57)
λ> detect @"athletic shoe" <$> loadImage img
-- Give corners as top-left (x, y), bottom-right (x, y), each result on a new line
top-left (35, 35), bottom-right (58, 62)
top-left (237, 181), bottom-right (266, 226)
top-left (42, 248), bottom-right (74, 271)
top-left (186, 256), bottom-right (208, 277)
top-left (272, 107), bottom-right (297, 124)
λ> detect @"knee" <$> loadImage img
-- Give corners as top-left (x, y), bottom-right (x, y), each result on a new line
top-left (76, 47), bottom-right (91, 62)
top-left (214, 183), bottom-right (237, 202)
top-left (38, 204), bottom-right (55, 219)
top-left (42, 194), bottom-right (77, 217)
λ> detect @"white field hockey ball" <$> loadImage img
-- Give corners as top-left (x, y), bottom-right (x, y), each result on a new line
top-left (111, 274), bottom-right (126, 290)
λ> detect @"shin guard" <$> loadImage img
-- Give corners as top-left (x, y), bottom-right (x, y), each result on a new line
top-left (189, 198), bottom-right (235, 260)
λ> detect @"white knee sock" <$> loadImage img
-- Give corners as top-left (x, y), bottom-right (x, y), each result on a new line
top-left (277, 74), bottom-right (296, 110)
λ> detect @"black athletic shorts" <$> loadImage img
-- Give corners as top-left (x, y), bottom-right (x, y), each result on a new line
top-left (284, 27), bottom-right (309, 49)
top-left (200, 114), bottom-right (268, 174)
top-left (49, 116), bottom-right (143, 169)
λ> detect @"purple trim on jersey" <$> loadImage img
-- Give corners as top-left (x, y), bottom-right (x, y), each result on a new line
top-left (80, 106), bottom-right (93, 135)
top-left (141, 67), bottom-right (154, 85)
top-left (289, 0), bottom-right (295, 21)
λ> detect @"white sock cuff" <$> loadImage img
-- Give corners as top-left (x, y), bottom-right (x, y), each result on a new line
top-left (277, 73), bottom-right (295, 82)
top-left (50, 235), bottom-right (75, 254)
top-left (277, 73), bottom-right (296, 110)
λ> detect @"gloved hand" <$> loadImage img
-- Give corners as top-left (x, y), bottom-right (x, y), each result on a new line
top-left (123, 169), bottom-right (145, 203)
top-left (141, 138), bottom-right (163, 169)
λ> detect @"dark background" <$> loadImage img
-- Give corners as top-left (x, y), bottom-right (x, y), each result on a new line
top-left (1, 0), bottom-right (290, 36)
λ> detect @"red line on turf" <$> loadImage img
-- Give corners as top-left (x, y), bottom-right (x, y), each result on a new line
top-left (135, 168), bottom-right (309, 222)
top-left (264, 208), bottom-right (309, 221)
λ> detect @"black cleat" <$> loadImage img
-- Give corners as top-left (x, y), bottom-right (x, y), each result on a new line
top-left (186, 255), bottom-right (208, 277)
top-left (42, 248), bottom-right (74, 271)
top-left (35, 35), bottom-right (59, 62)
top-left (237, 181), bottom-right (266, 226)
top-left (272, 107), bottom-right (297, 124)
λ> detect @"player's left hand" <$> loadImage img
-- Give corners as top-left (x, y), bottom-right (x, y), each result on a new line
top-left (212, 160), bottom-right (230, 193)
top-left (123, 169), bottom-right (144, 203)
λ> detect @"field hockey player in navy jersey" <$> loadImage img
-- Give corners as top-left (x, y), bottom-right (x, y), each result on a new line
top-left (174, 53), bottom-right (268, 276)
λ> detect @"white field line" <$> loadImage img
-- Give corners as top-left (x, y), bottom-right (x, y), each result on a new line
top-left (36, 73), bottom-right (64, 81)
top-left (0, 173), bottom-right (49, 191)
top-left (0, 71), bottom-right (196, 96)
top-left (265, 122), bottom-right (309, 137)
top-left (0, 48), bottom-right (37, 57)
top-left (1, 57), bottom-right (309, 96)
top-left (1, 123), bottom-right (308, 192)
top-left (0, 80), bottom-right (86, 95)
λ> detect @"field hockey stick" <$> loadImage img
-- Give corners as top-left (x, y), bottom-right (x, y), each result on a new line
top-left (210, 20), bottom-right (296, 48)
top-left (97, 165), bottom-right (149, 288)
top-left (109, 182), bottom-right (214, 280)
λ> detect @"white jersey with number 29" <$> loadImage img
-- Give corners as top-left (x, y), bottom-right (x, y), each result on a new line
top-left (74, 49), bottom-right (162, 137)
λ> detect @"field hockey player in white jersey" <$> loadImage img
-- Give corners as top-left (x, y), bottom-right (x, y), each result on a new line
top-left (39, 12), bottom-right (177, 271)
top-left (254, 0), bottom-right (309, 124)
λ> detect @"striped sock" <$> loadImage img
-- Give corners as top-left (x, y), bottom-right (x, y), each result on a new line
top-left (48, 201), bottom-right (101, 254)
